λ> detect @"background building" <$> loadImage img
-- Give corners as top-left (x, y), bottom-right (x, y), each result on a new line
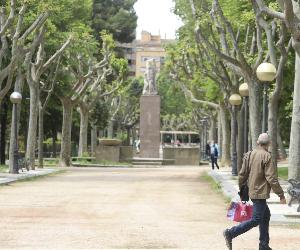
top-left (118, 31), bottom-right (174, 77)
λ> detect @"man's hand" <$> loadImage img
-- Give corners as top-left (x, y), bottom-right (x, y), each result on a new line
top-left (280, 196), bottom-right (287, 204)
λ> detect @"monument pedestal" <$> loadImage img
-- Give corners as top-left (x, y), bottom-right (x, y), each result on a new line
top-left (139, 95), bottom-right (161, 158)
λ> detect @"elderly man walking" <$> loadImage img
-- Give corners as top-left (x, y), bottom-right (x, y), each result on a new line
top-left (223, 133), bottom-right (286, 250)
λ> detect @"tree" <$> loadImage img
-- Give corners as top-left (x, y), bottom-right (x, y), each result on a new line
top-left (56, 32), bottom-right (125, 167)
top-left (89, 100), bottom-right (110, 153)
top-left (24, 29), bottom-right (71, 169)
top-left (253, 0), bottom-right (300, 179)
top-left (77, 33), bottom-right (127, 156)
top-left (0, 1), bottom-right (48, 104)
top-left (114, 77), bottom-right (143, 145)
top-left (38, 58), bottom-right (61, 168)
top-left (92, 0), bottom-right (138, 43)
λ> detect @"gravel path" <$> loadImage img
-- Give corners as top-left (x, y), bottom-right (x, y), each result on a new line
top-left (0, 167), bottom-right (299, 249)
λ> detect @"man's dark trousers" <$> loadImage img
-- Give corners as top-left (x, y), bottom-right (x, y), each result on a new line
top-left (210, 154), bottom-right (219, 169)
top-left (228, 199), bottom-right (271, 248)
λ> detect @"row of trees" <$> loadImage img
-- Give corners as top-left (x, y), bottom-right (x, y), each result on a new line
top-left (164, 0), bottom-right (299, 180)
top-left (0, 0), bottom-right (139, 171)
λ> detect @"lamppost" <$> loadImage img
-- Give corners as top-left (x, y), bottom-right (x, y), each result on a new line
top-left (200, 118), bottom-right (208, 160)
top-left (239, 83), bottom-right (249, 154)
top-left (256, 62), bottom-right (277, 133)
top-left (10, 91), bottom-right (22, 174)
top-left (229, 93), bottom-right (242, 176)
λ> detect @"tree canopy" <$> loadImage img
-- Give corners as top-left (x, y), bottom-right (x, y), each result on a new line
top-left (92, 0), bottom-right (138, 43)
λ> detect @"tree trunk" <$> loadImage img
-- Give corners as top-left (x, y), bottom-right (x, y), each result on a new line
top-left (237, 105), bottom-right (244, 173)
top-left (38, 103), bottom-right (44, 168)
top-left (248, 78), bottom-right (262, 146)
top-left (59, 98), bottom-right (73, 167)
top-left (220, 102), bottom-right (231, 167)
top-left (52, 129), bottom-right (57, 158)
top-left (0, 97), bottom-right (8, 164)
top-left (217, 111), bottom-right (222, 157)
top-left (78, 103), bottom-right (89, 157)
top-left (107, 120), bottom-right (114, 138)
top-left (209, 115), bottom-right (217, 142)
top-left (26, 84), bottom-right (39, 170)
top-left (91, 124), bottom-right (97, 156)
top-left (126, 127), bottom-right (131, 146)
top-left (268, 88), bottom-right (280, 166)
top-left (289, 53), bottom-right (300, 180)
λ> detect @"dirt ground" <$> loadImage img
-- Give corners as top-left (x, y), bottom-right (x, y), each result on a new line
top-left (0, 167), bottom-right (299, 250)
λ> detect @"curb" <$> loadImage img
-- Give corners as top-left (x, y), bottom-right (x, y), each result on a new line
top-left (0, 169), bottom-right (63, 185)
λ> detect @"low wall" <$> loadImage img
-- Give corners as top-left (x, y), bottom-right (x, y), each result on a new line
top-left (95, 145), bottom-right (133, 163)
top-left (95, 145), bottom-right (120, 162)
top-left (120, 146), bottom-right (133, 162)
top-left (163, 147), bottom-right (200, 166)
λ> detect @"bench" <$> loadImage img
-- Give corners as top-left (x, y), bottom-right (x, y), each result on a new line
top-left (287, 179), bottom-right (300, 212)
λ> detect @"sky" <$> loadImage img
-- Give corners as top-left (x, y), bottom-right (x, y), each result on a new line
top-left (134, 0), bottom-right (182, 39)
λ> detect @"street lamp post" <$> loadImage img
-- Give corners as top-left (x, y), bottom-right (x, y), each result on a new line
top-left (239, 83), bottom-right (249, 154)
top-left (200, 118), bottom-right (208, 160)
top-left (10, 92), bottom-right (22, 174)
top-left (229, 94), bottom-right (242, 176)
top-left (256, 62), bottom-right (277, 133)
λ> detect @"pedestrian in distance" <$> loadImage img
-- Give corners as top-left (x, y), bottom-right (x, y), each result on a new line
top-left (223, 133), bottom-right (286, 250)
top-left (206, 142), bottom-right (211, 160)
top-left (210, 140), bottom-right (219, 170)
top-left (135, 137), bottom-right (140, 154)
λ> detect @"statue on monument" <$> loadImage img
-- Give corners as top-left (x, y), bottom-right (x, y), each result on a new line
top-left (143, 58), bottom-right (158, 95)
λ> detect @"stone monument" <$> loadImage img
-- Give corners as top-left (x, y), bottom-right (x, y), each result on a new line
top-left (139, 59), bottom-right (161, 158)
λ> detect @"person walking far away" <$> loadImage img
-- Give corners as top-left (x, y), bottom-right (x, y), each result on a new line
top-left (210, 141), bottom-right (219, 170)
top-left (223, 133), bottom-right (286, 250)
top-left (206, 142), bottom-right (211, 160)
top-left (135, 137), bottom-right (140, 154)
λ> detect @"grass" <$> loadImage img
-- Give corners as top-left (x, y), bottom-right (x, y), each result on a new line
top-left (43, 158), bottom-right (59, 166)
top-left (72, 158), bottom-right (130, 166)
top-left (278, 167), bottom-right (288, 180)
top-left (0, 165), bottom-right (8, 173)
top-left (201, 172), bottom-right (232, 205)
top-left (201, 173), bottom-right (222, 191)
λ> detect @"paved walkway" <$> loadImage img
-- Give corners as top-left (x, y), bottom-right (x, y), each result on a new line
top-left (0, 168), bottom-right (60, 185)
top-left (0, 167), bottom-right (299, 249)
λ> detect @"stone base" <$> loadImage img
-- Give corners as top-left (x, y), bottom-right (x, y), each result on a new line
top-left (120, 146), bottom-right (133, 162)
top-left (139, 95), bottom-right (161, 158)
top-left (95, 145), bottom-right (120, 162)
top-left (163, 147), bottom-right (200, 166)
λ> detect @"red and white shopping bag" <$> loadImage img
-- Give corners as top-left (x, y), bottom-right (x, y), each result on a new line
top-left (227, 201), bottom-right (253, 223)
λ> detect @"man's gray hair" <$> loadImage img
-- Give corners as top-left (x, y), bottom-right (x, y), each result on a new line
top-left (257, 133), bottom-right (270, 145)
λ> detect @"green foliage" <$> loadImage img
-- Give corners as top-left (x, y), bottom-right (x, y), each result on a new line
top-left (92, 0), bottom-right (138, 43)
top-left (25, 0), bottom-right (94, 51)
top-left (278, 167), bottom-right (288, 180)
top-left (44, 137), bottom-right (61, 145)
top-left (90, 101), bottom-right (110, 130)
top-left (0, 165), bottom-right (8, 173)
top-left (157, 71), bottom-right (188, 116)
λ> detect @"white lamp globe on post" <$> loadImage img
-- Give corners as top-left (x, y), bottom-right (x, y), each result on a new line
top-left (229, 93), bottom-right (242, 176)
top-left (239, 83), bottom-right (249, 153)
top-left (256, 63), bottom-right (277, 132)
top-left (10, 91), bottom-right (22, 174)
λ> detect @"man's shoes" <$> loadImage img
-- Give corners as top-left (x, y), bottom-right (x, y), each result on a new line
top-left (259, 246), bottom-right (272, 250)
top-left (223, 229), bottom-right (232, 250)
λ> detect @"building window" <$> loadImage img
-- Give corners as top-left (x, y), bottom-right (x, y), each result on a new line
top-left (141, 56), bottom-right (161, 62)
